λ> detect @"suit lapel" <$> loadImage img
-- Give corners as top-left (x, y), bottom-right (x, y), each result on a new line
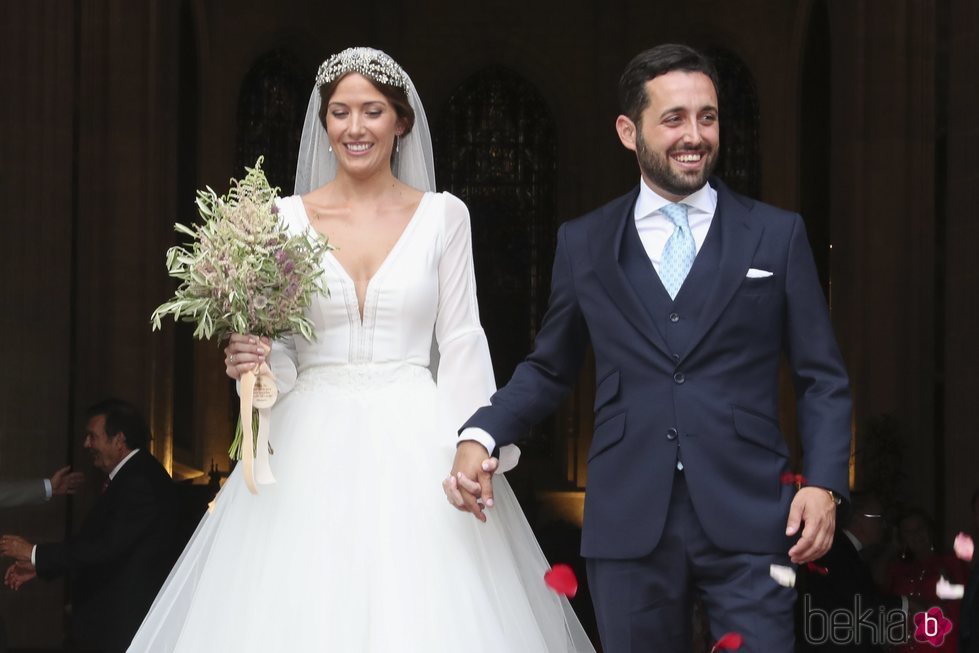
top-left (588, 188), bottom-right (673, 357)
top-left (678, 179), bottom-right (763, 363)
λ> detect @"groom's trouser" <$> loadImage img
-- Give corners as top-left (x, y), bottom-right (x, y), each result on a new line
top-left (586, 470), bottom-right (796, 653)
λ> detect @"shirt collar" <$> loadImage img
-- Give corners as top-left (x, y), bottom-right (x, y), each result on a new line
top-left (634, 177), bottom-right (717, 221)
top-left (109, 448), bottom-right (140, 481)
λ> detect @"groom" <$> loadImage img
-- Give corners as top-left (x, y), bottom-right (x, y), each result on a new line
top-left (448, 44), bottom-right (852, 652)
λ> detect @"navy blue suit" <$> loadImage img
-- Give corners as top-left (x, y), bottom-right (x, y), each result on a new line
top-left (464, 179), bottom-right (852, 651)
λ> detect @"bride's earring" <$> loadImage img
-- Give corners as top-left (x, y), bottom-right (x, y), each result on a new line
top-left (395, 135), bottom-right (400, 154)
top-left (329, 144), bottom-right (333, 153)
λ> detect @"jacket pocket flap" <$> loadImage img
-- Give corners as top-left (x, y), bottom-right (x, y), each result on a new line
top-left (587, 411), bottom-right (626, 462)
top-left (732, 406), bottom-right (789, 457)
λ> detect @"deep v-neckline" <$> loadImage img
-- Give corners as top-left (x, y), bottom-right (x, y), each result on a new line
top-left (300, 193), bottom-right (429, 324)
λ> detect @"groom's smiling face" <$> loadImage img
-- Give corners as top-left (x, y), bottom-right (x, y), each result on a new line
top-left (619, 70), bottom-right (720, 201)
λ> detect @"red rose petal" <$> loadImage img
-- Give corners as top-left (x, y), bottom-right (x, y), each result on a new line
top-left (779, 472), bottom-right (808, 487)
top-left (544, 563), bottom-right (578, 598)
top-left (711, 631), bottom-right (743, 651)
top-left (806, 562), bottom-right (829, 575)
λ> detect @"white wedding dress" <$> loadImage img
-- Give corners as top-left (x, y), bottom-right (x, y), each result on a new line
top-left (129, 192), bottom-right (595, 652)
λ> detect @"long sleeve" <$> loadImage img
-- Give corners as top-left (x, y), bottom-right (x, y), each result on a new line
top-left (0, 479), bottom-right (47, 508)
top-left (433, 196), bottom-right (495, 424)
top-left (269, 334), bottom-right (299, 395)
top-left (433, 195), bottom-right (519, 470)
top-left (462, 222), bottom-right (590, 448)
top-left (783, 214), bottom-right (852, 499)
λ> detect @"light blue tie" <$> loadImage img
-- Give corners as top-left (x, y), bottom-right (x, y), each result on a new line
top-left (660, 203), bottom-right (695, 300)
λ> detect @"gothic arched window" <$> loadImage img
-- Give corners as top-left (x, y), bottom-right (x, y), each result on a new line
top-left (435, 67), bottom-right (557, 390)
top-left (235, 50), bottom-right (307, 194)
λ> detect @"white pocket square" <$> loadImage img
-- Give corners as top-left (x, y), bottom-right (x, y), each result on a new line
top-left (746, 268), bottom-right (774, 278)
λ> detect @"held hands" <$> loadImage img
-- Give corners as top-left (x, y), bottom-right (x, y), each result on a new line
top-left (49, 465), bottom-right (85, 496)
top-left (0, 535), bottom-right (34, 562)
top-left (224, 334), bottom-right (271, 380)
top-left (786, 487), bottom-right (837, 563)
top-left (4, 561), bottom-right (36, 590)
top-left (443, 441), bottom-right (498, 522)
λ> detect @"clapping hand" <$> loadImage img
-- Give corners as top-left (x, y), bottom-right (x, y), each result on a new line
top-left (0, 535), bottom-right (34, 562)
top-left (444, 441), bottom-right (498, 522)
top-left (4, 561), bottom-right (36, 590)
top-left (50, 465), bottom-right (85, 496)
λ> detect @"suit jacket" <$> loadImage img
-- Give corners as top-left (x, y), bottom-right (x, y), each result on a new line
top-left (0, 479), bottom-right (46, 507)
top-left (464, 179), bottom-right (852, 558)
top-left (35, 449), bottom-right (179, 652)
top-left (796, 531), bottom-right (903, 652)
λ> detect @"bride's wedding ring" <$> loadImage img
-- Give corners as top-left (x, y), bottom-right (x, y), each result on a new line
top-left (229, 354), bottom-right (235, 363)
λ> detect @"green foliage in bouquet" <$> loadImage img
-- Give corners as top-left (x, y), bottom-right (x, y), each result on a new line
top-left (150, 157), bottom-right (331, 341)
top-left (229, 412), bottom-right (263, 462)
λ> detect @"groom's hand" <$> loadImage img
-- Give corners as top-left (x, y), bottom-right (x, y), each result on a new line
top-left (444, 441), bottom-right (497, 522)
top-left (786, 487), bottom-right (837, 563)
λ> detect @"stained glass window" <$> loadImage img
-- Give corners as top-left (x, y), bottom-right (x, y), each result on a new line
top-left (436, 67), bottom-right (557, 388)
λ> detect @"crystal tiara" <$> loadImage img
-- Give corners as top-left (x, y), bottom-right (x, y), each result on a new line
top-left (315, 47), bottom-right (409, 91)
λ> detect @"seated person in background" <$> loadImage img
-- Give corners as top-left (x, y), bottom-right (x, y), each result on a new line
top-left (797, 492), bottom-right (907, 652)
top-left (0, 399), bottom-right (179, 653)
top-left (0, 466), bottom-right (84, 507)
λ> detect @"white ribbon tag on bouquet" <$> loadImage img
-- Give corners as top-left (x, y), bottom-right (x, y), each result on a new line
top-left (252, 368), bottom-right (277, 485)
top-left (252, 371), bottom-right (278, 409)
top-left (239, 342), bottom-right (278, 494)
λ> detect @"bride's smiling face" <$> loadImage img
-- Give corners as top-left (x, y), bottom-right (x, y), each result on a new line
top-left (325, 73), bottom-right (405, 177)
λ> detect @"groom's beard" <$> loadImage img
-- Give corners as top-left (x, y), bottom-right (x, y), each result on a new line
top-left (636, 132), bottom-right (718, 197)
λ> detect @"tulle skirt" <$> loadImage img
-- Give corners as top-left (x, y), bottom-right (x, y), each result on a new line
top-left (129, 363), bottom-right (594, 652)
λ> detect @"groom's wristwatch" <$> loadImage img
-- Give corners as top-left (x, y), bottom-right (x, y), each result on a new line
top-left (824, 489), bottom-right (842, 505)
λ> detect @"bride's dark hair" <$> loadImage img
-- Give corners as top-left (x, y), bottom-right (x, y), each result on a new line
top-left (317, 73), bottom-right (416, 135)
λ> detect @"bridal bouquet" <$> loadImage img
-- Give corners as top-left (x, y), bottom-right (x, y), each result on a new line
top-left (151, 157), bottom-right (331, 493)
top-left (150, 157), bottom-right (329, 340)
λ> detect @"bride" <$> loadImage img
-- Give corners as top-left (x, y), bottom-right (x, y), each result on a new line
top-left (129, 47), bottom-right (595, 652)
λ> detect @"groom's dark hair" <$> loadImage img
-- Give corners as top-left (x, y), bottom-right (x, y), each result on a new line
top-left (618, 44), bottom-right (720, 124)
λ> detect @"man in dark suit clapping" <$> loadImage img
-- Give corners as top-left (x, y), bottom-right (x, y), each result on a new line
top-left (0, 399), bottom-right (179, 653)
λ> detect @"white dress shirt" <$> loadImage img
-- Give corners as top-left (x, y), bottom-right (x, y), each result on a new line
top-left (109, 448), bottom-right (140, 480)
top-left (634, 178), bottom-right (717, 271)
top-left (459, 180), bottom-right (717, 457)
